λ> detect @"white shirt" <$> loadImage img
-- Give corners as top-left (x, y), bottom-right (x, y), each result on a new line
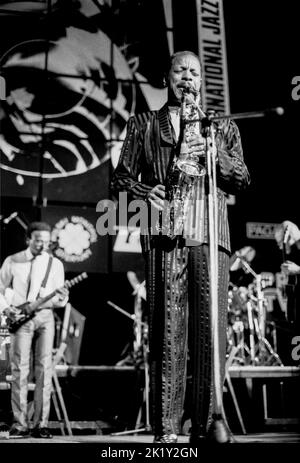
top-left (169, 106), bottom-right (180, 141)
top-left (0, 248), bottom-right (67, 312)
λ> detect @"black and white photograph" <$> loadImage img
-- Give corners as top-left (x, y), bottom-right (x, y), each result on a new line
top-left (0, 0), bottom-right (299, 458)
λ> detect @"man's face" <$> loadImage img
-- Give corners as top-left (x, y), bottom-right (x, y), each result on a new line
top-left (168, 53), bottom-right (202, 102)
top-left (28, 230), bottom-right (51, 256)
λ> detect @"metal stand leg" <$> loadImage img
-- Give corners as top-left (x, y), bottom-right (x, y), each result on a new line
top-left (51, 379), bottom-right (66, 436)
top-left (51, 369), bottom-right (72, 435)
top-left (51, 342), bottom-right (73, 436)
top-left (247, 301), bottom-right (256, 363)
top-left (263, 381), bottom-right (286, 426)
top-left (111, 325), bottom-right (151, 436)
top-left (134, 384), bottom-right (147, 430)
top-left (108, 285), bottom-right (151, 437)
top-left (225, 346), bottom-right (247, 434)
top-left (225, 373), bottom-right (246, 434)
top-left (262, 383), bottom-right (268, 422)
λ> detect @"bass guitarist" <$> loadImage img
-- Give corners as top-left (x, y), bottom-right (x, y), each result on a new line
top-left (0, 221), bottom-right (68, 439)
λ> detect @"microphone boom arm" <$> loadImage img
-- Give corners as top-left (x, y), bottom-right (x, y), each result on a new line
top-left (184, 106), bottom-right (284, 126)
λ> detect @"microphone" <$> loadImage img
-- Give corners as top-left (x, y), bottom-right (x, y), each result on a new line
top-left (3, 212), bottom-right (18, 224)
top-left (265, 107), bottom-right (284, 116)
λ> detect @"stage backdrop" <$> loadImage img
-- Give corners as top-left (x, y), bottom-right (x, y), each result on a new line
top-left (0, 0), bottom-right (169, 205)
top-left (0, 0), bottom-right (171, 275)
top-left (1, 0), bottom-right (300, 277)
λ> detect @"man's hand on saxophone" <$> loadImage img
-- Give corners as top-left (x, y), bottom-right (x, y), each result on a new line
top-left (147, 184), bottom-right (166, 211)
top-left (185, 133), bottom-right (206, 161)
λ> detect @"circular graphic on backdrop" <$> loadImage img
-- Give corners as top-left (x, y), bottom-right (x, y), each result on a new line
top-left (51, 216), bottom-right (98, 263)
top-left (0, 26), bottom-right (137, 179)
top-left (0, 39), bottom-right (94, 118)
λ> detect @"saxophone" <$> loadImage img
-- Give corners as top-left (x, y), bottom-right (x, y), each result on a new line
top-left (163, 89), bottom-right (206, 242)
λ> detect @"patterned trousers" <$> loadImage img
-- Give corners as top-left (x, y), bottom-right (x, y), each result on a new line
top-left (145, 242), bottom-right (229, 437)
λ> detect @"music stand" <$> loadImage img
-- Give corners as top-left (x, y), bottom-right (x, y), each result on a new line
top-left (107, 275), bottom-right (151, 436)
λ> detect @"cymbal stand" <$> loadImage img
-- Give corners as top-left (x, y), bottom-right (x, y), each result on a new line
top-left (240, 261), bottom-right (282, 365)
top-left (232, 256), bottom-right (258, 359)
top-left (254, 274), bottom-right (282, 365)
top-left (255, 274), bottom-right (266, 338)
top-left (253, 316), bottom-right (283, 366)
top-left (107, 294), bottom-right (151, 436)
top-left (246, 300), bottom-right (256, 364)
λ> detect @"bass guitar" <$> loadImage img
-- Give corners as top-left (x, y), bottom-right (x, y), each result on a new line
top-left (6, 272), bottom-right (88, 334)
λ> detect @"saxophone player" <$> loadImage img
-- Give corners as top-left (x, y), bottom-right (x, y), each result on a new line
top-left (111, 51), bottom-right (250, 443)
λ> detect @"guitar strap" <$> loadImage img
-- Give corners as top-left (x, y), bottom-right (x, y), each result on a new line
top-left (37, 255), bottom-right (53, 298)
top-left (26, 257), bottom-right (36, 299)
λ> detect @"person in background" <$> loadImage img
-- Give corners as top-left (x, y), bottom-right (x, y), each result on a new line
top-left (275, 220), bottom-right (300, 273)
top-left (275, 220), bottom-right (300, 329)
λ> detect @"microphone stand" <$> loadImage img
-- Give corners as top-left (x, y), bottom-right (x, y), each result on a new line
top-left (107, 291), bottom-right (151, 436)
top-left (191, 106), bottom-right (284, 124)
top-left (187, 105), bottom-right (284, 442)
top-left (201, 114), bottom-right (227, 440)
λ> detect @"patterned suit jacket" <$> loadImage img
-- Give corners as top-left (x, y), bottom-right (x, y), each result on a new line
top-left (111, 103), bottom-right (250, 253)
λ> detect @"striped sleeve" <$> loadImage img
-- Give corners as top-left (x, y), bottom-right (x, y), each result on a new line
top-left (216, 118), bottom-right (251, 194)
top-left (111, 115), bottom-right (153, 200)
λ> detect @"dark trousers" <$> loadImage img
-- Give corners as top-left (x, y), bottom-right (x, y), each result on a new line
top-left (145, 242), bottom-right (229, 437)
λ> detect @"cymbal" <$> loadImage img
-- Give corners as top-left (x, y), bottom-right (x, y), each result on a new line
top-left (230, 246), bottom-right (256, 271)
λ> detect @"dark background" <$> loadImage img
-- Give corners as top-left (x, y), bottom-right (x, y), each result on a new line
top-left (0, 0), bottom-right (300, 432)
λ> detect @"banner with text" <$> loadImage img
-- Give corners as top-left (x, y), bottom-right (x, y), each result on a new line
top-left (196, 0), bottom-right (230, 114)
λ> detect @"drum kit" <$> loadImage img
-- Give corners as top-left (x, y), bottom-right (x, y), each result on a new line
top-left (110, 255), bottom-right (284, 371)
top-left (227, 246), bottom-right (283, 366)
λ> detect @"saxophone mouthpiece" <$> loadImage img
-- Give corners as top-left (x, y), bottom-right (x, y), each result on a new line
top-left (182, 86), bottom-right (198, 97)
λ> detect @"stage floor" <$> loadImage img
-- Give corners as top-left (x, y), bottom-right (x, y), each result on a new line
top-left (0, 431), bottom-right (299, 444)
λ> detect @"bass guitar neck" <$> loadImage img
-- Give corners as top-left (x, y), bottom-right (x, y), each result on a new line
top-left (7, 272), bottom-right (88, 333)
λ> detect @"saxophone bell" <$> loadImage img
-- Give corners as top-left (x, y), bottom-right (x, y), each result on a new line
top-left (176, 157), bottom-right (205, 177)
